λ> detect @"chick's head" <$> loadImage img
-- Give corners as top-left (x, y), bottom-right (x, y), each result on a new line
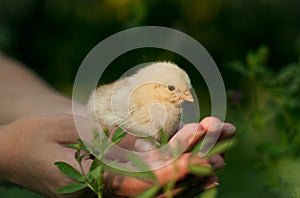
top-left (131, 62), bottom-right (194, 105)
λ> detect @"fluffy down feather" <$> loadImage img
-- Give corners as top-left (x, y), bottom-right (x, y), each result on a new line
top-left (86, 62), bottom-right (194, 142)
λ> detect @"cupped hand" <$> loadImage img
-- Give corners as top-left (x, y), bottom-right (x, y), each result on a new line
top-left (100, 116), bottom-right (236, 197)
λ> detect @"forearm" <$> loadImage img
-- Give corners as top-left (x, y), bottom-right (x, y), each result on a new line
top-left (0, 54), bottom-right (73, 123)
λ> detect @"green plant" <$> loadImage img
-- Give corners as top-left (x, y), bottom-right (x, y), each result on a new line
top-left (54, 127), bottom-right (127, 198)
top-left (55, 126), bottom-right (236, 198)
top-left (228, 46), bottom-right (300, 197)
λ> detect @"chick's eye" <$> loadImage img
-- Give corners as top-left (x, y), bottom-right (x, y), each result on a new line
top-left (168, 85), bottom-right (175, 91)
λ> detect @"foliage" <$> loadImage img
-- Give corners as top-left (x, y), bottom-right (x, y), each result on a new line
top-left (226, 46), bottom-right (300, 198)
top-left (1, 0), bottom-right (300, 91)
top-left (55, 127), bottom-right (130, 198)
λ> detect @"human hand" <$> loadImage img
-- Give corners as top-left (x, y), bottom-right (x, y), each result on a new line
top-left (0, 114), bottom-right (92, 198)
top-left (0, 114), bottom-right (235, 198)
top-left (98, 116), bottom-right (236, 197)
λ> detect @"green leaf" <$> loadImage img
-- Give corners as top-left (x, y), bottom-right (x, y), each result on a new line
top-left (92, 128), bottom-right (103, 154)
top-left (65, 143), bottom-right (80, 150)
top-left (159, 129), bottom-right (168, 146)
top-left (111, 127), bottom-right (127, 144)
top-left (163, 181), bottom-right (175, 197)
top-left (256, 143), bottom-right (287, 156)
top-left (133, 185), bottom-right (160, 198)
top-left (228, 60), bottom-right (248, 75)
top-left (205, 138), bottom-right (237, 157)
top-left (87, 166), bottom-right (103, 183)
top-left (56, 182), bottom-right (87, 194)
top-left (192, 139), bottom-right (204, 154)
top-left (77, 138), bottom-right (89, 151)
top-left (89, 158), bottom-right (100, 172)
top-left (104, 163), bottom-right (155, 179)
top-left (54, 162), bottom-right (84, 182)
top-left (197, 187), bottom-right (218, 198)
top-left (103, 128), bottom-right (110, 137)
top-left (190, 165), bottom-right (213, 176)
top-left (86, 159), bottom-right (103, 183)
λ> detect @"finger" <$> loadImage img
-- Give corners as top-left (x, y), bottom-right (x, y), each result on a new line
top-left (197, 117), bottom-right (237, 157)
top-left (103, 153), bottom-right (211, 197)
top-left (169, 123), bottom-right (205, 151)
top-left (218, 122), bottom-right (236, 141)
top-left (202, 174), bottom-right (220, 190)
top-left (199, 116), bottom-right (223, 135)
top-left (154, 153), bottom-right (217, 185)
top-left (208, 154), bottom-right (225, 171)
top-left (134, 137), bottom-right (158, 151)
top-left (121, 124), bottom-right (205, 163)
top-left (199, 117), bottom-right (236, 141)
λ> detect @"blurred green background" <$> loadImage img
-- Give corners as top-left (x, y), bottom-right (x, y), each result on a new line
top-left (0, 0), bottom-right (299, 198)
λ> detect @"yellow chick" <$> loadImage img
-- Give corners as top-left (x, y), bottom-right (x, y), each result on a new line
top-left (86, 62), bottom-right (194, 142)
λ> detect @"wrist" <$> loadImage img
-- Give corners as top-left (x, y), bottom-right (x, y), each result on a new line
top-left (0, 92), bottom-right (75, 124)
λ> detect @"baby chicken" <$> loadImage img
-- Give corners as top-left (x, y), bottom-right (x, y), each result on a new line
top-left (86, 62), bottom-right (194, 143)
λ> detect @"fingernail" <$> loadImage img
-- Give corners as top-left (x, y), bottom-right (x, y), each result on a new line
top-left (198, 124), bottom-right (205, 132)
top-left (195, 124), bottom-right (205, 138)
top-left (224, 126), bottom-right (236, 135)
top-left (204, 182), bottom-right (220, 190)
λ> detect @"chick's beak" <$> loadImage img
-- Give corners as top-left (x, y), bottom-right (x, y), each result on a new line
top-left (178, 90), bottom-right (194, 102)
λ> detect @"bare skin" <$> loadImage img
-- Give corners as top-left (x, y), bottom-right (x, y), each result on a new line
top-left (0, 53), bottom-right (236, 197)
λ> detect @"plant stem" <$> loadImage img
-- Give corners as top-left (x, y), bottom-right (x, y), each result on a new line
top-left (97, 160), bottom-right (104, 198)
